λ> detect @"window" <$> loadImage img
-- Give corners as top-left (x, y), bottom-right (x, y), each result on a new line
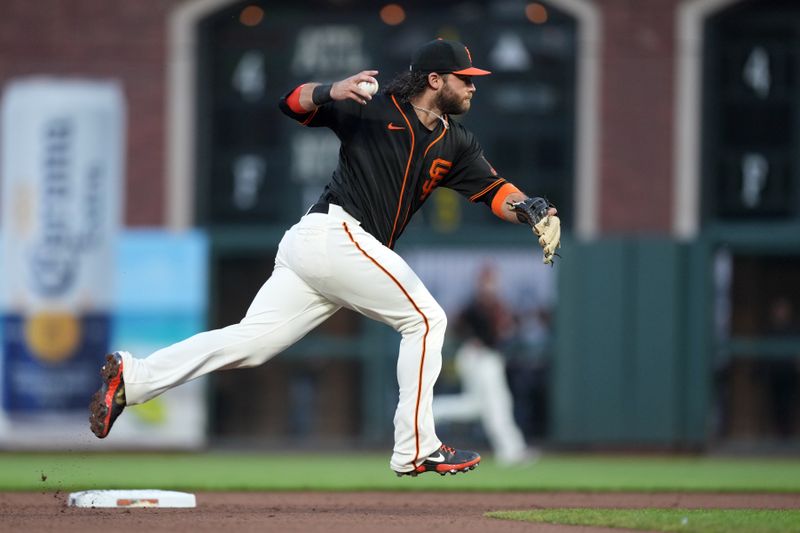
top-left (196, 0), bottom-right (576, 232)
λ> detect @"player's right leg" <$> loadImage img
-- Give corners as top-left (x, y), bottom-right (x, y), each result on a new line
top-left (319, 212), bottom-right (479, 476)
top-left (89, 260), bottom-right (339, 438)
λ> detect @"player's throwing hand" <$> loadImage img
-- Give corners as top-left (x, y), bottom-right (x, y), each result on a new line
top-left (331, 70), bottom-right (380, 105)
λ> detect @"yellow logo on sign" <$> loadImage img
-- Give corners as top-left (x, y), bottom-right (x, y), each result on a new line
top-left (24, 312), bottom-right (81, 363)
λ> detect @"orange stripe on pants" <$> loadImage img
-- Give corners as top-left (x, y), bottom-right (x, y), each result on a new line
top-left (342, 221), bottom-right (428, 467)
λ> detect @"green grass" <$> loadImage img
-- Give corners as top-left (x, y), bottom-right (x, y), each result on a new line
top-left (486, 509), bottom-right (800, 533)
top-left (1, 452), bottom-right (799, 492)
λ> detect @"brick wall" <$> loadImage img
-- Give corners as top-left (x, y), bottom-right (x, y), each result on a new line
top-left (1, 0), bottom-right (687, 233)
top-left (599, 0), bottom-right (679, 234)
top-left (0, 0), bottom-right (182, 226)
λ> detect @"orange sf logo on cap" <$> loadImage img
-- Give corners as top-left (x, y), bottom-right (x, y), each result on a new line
top-left (464, 46), bottom-right (473, 64)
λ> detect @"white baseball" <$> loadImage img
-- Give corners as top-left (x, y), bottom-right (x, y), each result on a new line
top-left (357, 80), bottom-right (379, 96)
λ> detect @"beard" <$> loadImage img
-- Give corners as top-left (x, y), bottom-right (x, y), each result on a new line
top-left (435, 82), bottom-right (470, 115)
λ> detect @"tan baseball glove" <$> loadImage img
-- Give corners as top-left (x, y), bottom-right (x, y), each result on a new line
top-left (508, 197), bottom-right (561, 265)
top-left (533, 214), bottom-right (561, 265)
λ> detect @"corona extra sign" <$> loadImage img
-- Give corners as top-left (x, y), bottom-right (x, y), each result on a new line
top-left (1, 79), bottom-right (124, 411)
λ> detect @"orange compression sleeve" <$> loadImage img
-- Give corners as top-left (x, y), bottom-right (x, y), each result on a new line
top-left (491, 183), bottom-right (523, 219)
top-left (286, 84), bottom-right (307, 114)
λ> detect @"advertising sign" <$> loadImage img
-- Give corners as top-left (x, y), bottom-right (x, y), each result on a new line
top-left (0, 79), bottom-right (124, 412)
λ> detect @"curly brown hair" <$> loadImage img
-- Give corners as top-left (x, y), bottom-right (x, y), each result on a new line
top-left (382, 70), bottom-right (430, 102)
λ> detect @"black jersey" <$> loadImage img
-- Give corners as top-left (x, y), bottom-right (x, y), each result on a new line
top-left (279, 92), bottom-right (506, 248)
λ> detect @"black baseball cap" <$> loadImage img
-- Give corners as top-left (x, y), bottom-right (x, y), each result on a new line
top-left (410, 39), bottom-right (491, 76)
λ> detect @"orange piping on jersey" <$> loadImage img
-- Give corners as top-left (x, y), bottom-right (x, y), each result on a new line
top-left (422, 127), bottom-right (447, 159)
top-left (396, 123), bottom-right (449, 234)
top-left (301, 108), bottom-right (319, 126)
top-left (468, 178), bottom-right (506, 202)
top-left (490, 182), bottom-right (523, 218)
top-left (342, 221), bottom-right (429, 469)
top-left (388, 95), bottom-right (415, 248)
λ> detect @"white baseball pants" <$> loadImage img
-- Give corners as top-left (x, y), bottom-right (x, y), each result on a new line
top-left (118, 205), bottom-right (444, 472)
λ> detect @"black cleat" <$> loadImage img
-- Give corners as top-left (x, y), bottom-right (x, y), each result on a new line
top-left (89, 352), bottom-right (127, 438)
top-left (395, 444), bottom-right (481, 477)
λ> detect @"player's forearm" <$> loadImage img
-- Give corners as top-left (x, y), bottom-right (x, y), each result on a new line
top-left (283, 71), bottom-right (379, 115)
top-left (297, 83), bottom-right (320, 112)
top-left (499, 191), bottom-right (528, 224)
top-left (492, 189), bottom-right (557, 224)
top-left (283, 82), bottom-right (332, 114)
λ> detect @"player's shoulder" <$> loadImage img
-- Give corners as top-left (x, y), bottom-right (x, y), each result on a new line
top-left (445, 117), bottom-right (478, 146)
top-left (358, 92), bottom-right (396, 117)
top-left (367, 92), bottom-right (397, 111)
top-left (446, 117), bottom-right (473, 135)
top-left (447, 115), bottom-right (463, 127)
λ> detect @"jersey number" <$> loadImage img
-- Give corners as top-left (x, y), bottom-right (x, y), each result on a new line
top-left (420, 159), bottom-right (452, 201)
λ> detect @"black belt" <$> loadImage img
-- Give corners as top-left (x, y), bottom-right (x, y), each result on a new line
top-left (308, 202), bottom-right (329, 214)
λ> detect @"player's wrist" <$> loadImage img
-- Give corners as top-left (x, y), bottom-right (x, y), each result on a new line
top-left (312, 83), bottom-right (333, 106)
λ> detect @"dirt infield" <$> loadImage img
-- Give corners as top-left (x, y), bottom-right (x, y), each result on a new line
top-left (2, 491), bottom-right (799, 532)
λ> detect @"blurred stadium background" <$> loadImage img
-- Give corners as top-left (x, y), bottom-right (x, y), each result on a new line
top-left (0, 0), bottom-right (798, 458)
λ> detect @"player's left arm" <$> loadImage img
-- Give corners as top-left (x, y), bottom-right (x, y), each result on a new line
top-left (491, 188), bottom-right (557, 223)
top-left (444, 134), bottom-right (561, 263)
top-left (443, 135), bottom-right (556, 223)
top-left (487, 184), bottom-right (561, 265)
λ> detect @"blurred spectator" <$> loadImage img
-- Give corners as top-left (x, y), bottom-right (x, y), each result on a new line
top-left (506, 304), bottom-right (552, 440)
top-left (433, 264), bottom-right (537, 466)
top-left (760, 296), bottom-right (800, 439)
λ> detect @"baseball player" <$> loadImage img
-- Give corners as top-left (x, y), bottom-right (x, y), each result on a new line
top-left (434, 264), bottom-right (536, 466)
top-left (89, 39), bottom-right (561, 477)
